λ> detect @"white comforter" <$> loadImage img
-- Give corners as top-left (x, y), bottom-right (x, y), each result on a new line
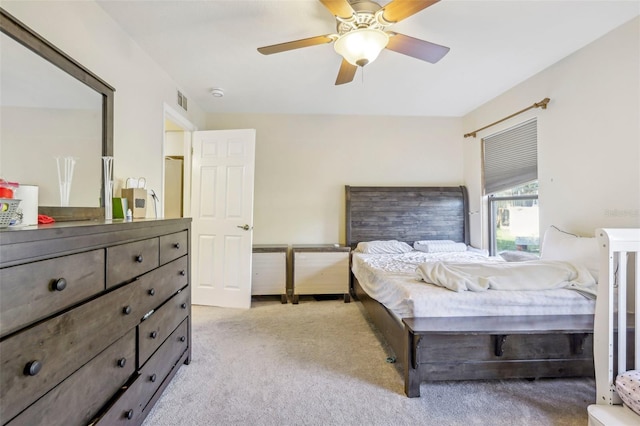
top-left (351, 251), bottom-right (596, 319)
top-left (415, 260), bottom-right (597, 299)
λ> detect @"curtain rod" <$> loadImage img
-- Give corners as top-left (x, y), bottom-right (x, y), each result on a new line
top-left (464, 97), bottom-right (550, 138)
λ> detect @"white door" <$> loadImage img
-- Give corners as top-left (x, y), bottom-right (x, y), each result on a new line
top-left (191, 129), bottom-right (255, 308)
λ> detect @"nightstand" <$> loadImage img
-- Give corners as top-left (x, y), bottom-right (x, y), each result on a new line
top-left (251, 245), bottom-right (288, 303)
top-left (292, 245), bottom-right (350, 304)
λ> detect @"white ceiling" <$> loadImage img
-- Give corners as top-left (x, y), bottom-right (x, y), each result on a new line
top-left (97, 0), bottom-right (639, 117)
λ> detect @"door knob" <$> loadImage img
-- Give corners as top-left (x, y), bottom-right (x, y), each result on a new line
top-left (237, 224), bottom-right (251, 231)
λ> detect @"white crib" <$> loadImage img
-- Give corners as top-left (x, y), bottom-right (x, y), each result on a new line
top-left (588, 228), bottom-right (640, 426)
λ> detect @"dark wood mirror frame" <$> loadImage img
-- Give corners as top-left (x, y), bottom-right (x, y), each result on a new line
top-left (0, 7), bottom-right (114, 221)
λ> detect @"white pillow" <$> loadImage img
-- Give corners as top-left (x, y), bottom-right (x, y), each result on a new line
top-left (413, 240), bottom-right (455, 246)
top-left (414, 241), bottom-right (467, 253)
top-left (354, 240), bottom-right (413, 254)
top-left (540, 226), bottom-right (599, 280)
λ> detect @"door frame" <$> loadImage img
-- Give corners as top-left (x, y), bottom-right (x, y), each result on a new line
top-left (162, 103), bottom-right (197, 218)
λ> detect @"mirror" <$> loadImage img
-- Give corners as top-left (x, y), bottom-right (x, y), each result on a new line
top-left (1, 33), bottom-right (103, 206)
top-left (0, 8), bottom-right (114, 218)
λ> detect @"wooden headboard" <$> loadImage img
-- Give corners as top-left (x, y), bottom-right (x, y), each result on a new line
top-left (345, 186), bottom-right (470, 249)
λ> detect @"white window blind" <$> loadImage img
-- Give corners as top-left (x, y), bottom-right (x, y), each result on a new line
top-left (482, 118), bottom-right (537, 195)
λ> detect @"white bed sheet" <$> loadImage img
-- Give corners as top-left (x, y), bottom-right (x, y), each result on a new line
top-left (351, 251), bottom-right (596, 319)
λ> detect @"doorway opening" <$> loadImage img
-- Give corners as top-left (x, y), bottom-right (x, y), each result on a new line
top-left (162, 104), bottom-right (195, 218)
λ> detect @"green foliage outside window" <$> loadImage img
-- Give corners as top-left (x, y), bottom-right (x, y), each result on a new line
top-left (490, 181), bottom-right (539, 255)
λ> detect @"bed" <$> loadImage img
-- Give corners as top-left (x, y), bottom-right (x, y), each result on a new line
top-left (587, 228), bottom-right (640, 425)
top-left (346, 185), bottom-right (597, 397)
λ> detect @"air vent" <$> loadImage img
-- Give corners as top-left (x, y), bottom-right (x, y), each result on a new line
top-left (177, 90), bottom-right (188, 111)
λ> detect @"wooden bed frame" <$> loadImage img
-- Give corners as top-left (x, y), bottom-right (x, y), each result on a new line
top-left (346, 185), bottom-right (595, 397)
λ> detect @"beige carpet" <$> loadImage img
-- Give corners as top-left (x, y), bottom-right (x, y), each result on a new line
top-left (142, 297), bottom-right (594, 426)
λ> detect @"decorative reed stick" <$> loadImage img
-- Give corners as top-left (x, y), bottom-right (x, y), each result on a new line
top-left (56, 156), bottom-right (76, 206)
top-left (102, 156), bottom-right (114, 220)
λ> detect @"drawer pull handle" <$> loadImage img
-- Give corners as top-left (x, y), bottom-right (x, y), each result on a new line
top-left (24, 360), bottom-right (42, 376)
top-left (135, 254), bottom-right (143, 263)
top-left (150, 373), bottom-right (157, 383)
top-left (123, 306), bottom-right (132, 315)
top-left (125, 409), bottom-right (134, 420)
top-left (51, 278), bottom-right (67, 292)
top-left (179, 270), bottom-right (186, 276)
top-left (174, 242), bottom-right (180, 249)
top-left (148, 288), bottom-right (155, 296)
top-left (179, 336), bottom-right (186, 342)
top-left (180, 303), bottom-right (187, 309)
top-left (150, 331), bottom-right (158, 339)
top-left (117, 358), bottom-right (127, 368)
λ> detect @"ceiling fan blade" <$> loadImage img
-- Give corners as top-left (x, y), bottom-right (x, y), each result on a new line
top-left (386, 32), bottom-right (450, 63)
top-left (381, 0), bottom-right (439, 23)
top-left (319, 0), bottom-right (355, 19)
top-left (258, 35), bottom-right (334, 55)
top-left (335, 59), bottom-right (357, 85)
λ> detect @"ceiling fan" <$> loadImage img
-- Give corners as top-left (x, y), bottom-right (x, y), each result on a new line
top-left (257, 0), bottom-right (450, 85)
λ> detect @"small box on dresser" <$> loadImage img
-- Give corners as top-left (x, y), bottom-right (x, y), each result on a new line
top-left (0, 218), bottom-right (191, 426)
top-left (292, 244), bottom-right (350, 304)
top-left (252, 244), bottom-right (288, 303)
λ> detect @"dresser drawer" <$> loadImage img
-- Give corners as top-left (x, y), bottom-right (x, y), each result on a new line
top-left (137, 255), bottom-right (189, 317)
top-left (0, 280), bottom-right (142, 421)
top-left (7, 328), bottom-right (136, 426)
top-left (159, 231), bottom-right (188, 265)
top-left (93, 319), bottom-right (189, 426)
top-left (137, 318), bottom-right (189, 411)
top-left (90, 373), bottom-right (144, 426)
top-left (107, 238), bottom-right (160, 288)
top-left (0, 249), bottom-right (105, 337)
top-left (138, 289), bottom-right (190, 366)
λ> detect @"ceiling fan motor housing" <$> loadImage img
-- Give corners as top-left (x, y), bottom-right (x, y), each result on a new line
top-left (349, 0), bottom-right (383, 14)
top-left (336, 0), bottom-right (386, 35)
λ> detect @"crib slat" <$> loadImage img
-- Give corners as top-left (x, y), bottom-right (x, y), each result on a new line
top-left (636, 253), bottom-right (639, 369)
top-left (617, 252), bottom-right (627, 375)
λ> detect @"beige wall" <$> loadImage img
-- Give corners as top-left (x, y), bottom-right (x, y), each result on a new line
top-left (463, 16), bottom-right (640, 247)
top-left (2, 1), bottom-right (206, 209)
top-left (205, 114), bottom-right (463, 244)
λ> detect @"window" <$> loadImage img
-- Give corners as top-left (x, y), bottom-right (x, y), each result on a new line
top-left (483, 119), bottom-right (538, 255)
top-left (488, 182), bottom-right (539, 255)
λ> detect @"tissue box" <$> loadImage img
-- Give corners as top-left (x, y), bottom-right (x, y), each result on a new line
top-left (121, 188), bottom-right (147, 218)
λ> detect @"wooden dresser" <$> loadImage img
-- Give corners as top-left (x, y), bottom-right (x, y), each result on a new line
top-left (0, 218), bottom-right (191, 426)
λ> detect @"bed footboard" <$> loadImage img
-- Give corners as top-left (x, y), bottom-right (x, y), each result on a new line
top-left (403, 315), bottom-right (594, 397)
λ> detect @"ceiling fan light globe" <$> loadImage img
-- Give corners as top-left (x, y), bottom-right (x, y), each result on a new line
top-left (334, 28), bottom-right (389, 67)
